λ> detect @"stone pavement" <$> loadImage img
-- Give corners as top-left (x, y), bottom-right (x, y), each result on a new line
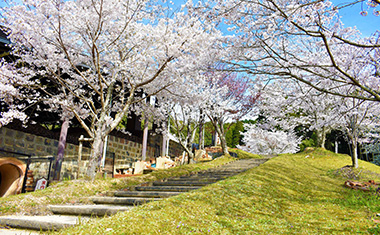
top-left (0, 158), bottom-right (270, 234)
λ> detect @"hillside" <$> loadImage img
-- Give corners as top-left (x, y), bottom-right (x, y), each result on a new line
top-left (56, 148), bottom-right (380, 234)
top-left (0, 156), bottom-right (237, 216)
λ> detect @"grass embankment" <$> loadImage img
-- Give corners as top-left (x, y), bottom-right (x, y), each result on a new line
top-left (58, 148), bottom-right (380, 234)
top-left (228, 148), bottom-right (261, 159)
top-left (0, 155), bottom-right (237, 216)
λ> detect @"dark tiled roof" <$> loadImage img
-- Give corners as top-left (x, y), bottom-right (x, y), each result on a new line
top-left (0, 27), bottom-right (10, 44)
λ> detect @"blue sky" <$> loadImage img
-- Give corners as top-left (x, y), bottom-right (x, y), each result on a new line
top-left (170, 0), bottom-right (379, 37)
top-left (332, 0), bottom-right (380, 37)
top-left (1, 0), bottom-right (378, 36)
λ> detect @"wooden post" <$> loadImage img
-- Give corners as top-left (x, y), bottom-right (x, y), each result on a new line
top-left (162, 131), bottom-right (167, 157)
top-left (199, 109), bottom-right (204, 149)
top-left (53, 117), bottom-right (69, 181)
top-left (78, 135), bottom-right (83, 178)
top-left (142, 119), bottom-right (149, 161)
top-left (166, 117), bottom-right (170, 156)
top-left (78, 135), bottom-right (93, 178)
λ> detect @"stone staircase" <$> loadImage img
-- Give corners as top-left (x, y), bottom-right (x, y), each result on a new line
top-left (0, 158), bottom-right (269, 233)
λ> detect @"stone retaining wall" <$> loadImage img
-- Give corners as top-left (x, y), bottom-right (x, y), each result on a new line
top-left (0, 127), bottom-right (184, 184)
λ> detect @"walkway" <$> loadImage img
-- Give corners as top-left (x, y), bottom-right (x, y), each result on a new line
top-left (0, 158), bottom-right (270, 234)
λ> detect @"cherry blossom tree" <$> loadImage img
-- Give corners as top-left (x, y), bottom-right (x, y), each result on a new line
top-left (189, 0), bottom-right (380, 165)
top-left (258, 79), bottom-right (380, 167)
top-left (0, 0), bottom-right (222, 179)
top-left (169, 103), bottom-right (200, 161)
top-left (0, 61), bottom-right (29, 126)
top-left (192, 0), bottom-right (380, 102)
top-left (258, 80), bottom-right (342, 149)
top-left (335, 97), bottom-right (380, 167)
top-left (334, 0), bottom-right (380, 16)
top-left (202, 70), bottom-right (260, 156)
top-left (363, 121), bottom-right (380, 165)
top-left (149, 72), bottom-right (209, 161)
top-left (153, 68), bottom-right (259, 158)
top-left (238, 124), bottom-right (301, 155)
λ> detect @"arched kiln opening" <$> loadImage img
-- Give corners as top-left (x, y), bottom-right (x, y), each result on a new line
top-left (0, 157), bottom-right (26, 197)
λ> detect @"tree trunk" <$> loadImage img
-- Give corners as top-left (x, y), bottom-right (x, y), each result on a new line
top-left (185, 147), bottom-right (194, 163)
top-left (214, 121), bottom-right (229, 156)
top-left (351, 141), bottom-right (359, 168)
top-left (316, 128), bottom-right (327, 148)
top-left (85, 83), bottom-right (115, 180)
top-left (53, 117), bottom-right (69, 181)
top-left (219, 133), bottom-right (229, 156)
top-left (345, 118), bottom-right (359, 168)
top-left (177, 139), bottom-right (194, 164)
top-left (86, 132), bottom-right (105, 180)
top-left (213, 131), bottom-right (218, 146)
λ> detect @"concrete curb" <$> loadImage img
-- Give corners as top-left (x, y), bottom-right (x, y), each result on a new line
top-left (48, 204), bottom-right (132, 216)
top-left (114, 191), bottom-right (181, 198)
top-left (0, 215), bottom-right (89, 231)
top-left (135, 185), bottom-right (201, 192)
top-left (91, 196), bottom-right (160, 205)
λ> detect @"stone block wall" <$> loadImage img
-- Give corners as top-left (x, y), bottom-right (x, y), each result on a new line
top-left (168, 139), bottom-right (184, 157)
top-left (148, 134), bottom-right (184, 158)
top-left (0, 127), bottom-right (92, 182)
top-left (0, 127), bottom-right (92, 159)
top-left (106, 134), bottom-right (155, 170)
top-left (0, 127), bottom-right (184, 185)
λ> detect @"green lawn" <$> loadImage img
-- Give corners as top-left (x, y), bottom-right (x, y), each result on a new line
top-left (0, 155), bottom-right (236, 216)
top-left (228, 148), bottom-right (262, 159)
top-left (56, 148), bottom-right (380, 234)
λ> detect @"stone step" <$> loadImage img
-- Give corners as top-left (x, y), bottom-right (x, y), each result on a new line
top-left (200, 171), bottom-right (244, 175)
top-left (224, 158), bottom-right (268, 164)
top-left (168, 177), bottom-right (220, 182)
top-left (192, 171), bottom-right (236, 175)
top-left (198, 172), bottom-right (244, 176)
top-left (0, 228), bottom-right (40, 234)
top-left (225, 161), bottom-right (268, 167)
top-left (216, 167), bottom-right (256, 170)
top-left (229, 160), bottom-right (266, 164)
top-left (0, 215), bottom-right (91, 231)
top-left (153, 181), bottom-right (213, 187)
top-left (199, 169), bottom-right (246, 172)
top-left (153, 180), bottom-right (215, 186)
top-left (48, 204), bottom-right (132, 216)
top-left (203, 169), bottom-right (248, 172)
top-left (0, 158), bottom-right (272, 233)
top-left (172, 175), bottom-right (221, 178)
top-left (193, 173), bottom-right (238, 177)
top-left (135, 186), bottom-right (201, 192)
top-left (114, 191), bottom-right (182, 198)
top-left (196, 172), bottom-right (240, 175)
top-left (91, 196), bottom-right (161, 205)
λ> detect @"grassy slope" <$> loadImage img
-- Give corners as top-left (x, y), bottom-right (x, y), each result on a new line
top-left (228, 148), bottom-right (261, 159)
top-left (57, 148), bottom-right (380, 235)
top-left (0, 156), bottom-right (236, 216)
